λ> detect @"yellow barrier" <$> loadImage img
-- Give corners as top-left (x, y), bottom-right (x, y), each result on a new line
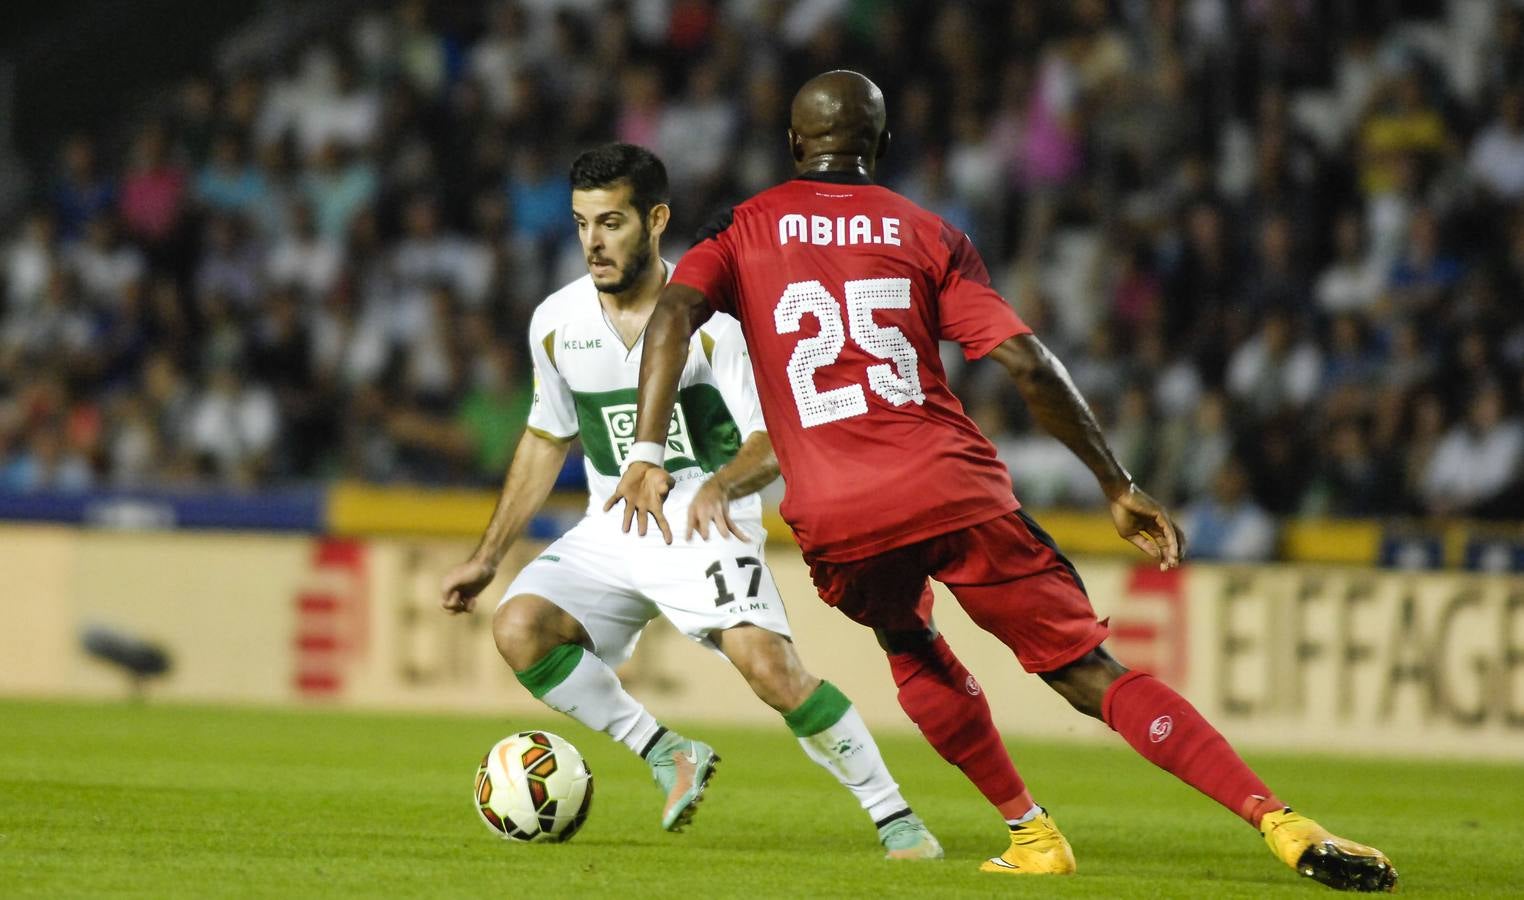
top-left (1280, 519), bottom-right (1383, 565)
top-left (328, 482), bottom-right (498, 537)
top-left (326, 484), bottom-right (1522, 569)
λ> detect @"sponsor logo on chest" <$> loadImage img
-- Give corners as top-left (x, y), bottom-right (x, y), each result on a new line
top-left (603, 403), bottom-right (695, 469)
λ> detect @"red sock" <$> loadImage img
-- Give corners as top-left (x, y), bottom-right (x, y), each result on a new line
top-left (1102, 671), bottom-right (1283, 827)
top-left (888, 635), bottom-right (1033, 817)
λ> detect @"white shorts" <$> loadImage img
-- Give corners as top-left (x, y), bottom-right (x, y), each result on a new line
top-left (501, 509), bottom-right (792, 667)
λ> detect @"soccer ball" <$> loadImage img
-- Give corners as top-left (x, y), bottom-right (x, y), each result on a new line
top-left (473, 731), bottom-right (593, 842)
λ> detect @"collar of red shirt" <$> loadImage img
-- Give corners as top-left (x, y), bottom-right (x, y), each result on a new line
top-left (795, 170), bottom-right (874, 185)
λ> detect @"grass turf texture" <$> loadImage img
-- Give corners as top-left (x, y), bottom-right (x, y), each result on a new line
top-left (2, 700), bottom-right (1518, 898)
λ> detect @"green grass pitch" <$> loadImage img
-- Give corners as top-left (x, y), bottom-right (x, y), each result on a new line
top-left (3, 699), bottom-right (1520, 898)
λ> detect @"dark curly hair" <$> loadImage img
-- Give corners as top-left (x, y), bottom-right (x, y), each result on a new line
top-left (568, 143), bottom-right (670, 221)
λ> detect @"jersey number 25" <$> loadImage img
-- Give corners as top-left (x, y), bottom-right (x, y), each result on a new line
top-left (774, 278), bottom-right (926, 428)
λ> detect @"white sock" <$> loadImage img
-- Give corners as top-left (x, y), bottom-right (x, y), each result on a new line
top-left (1006, 804), bottom-right (1043, 827)
top-left (796, 705), bottom-right (909, 824)
top-left (537, 647), bottom-right (663, 756)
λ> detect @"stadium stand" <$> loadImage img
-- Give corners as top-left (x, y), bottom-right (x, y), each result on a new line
top-left (2, 0), bottom-right (1523, 562)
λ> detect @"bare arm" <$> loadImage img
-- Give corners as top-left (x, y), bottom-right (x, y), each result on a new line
top-left (712, 430), bottom-right (779, 499)
top-left (989, 335), bottom-right (1132, 498)
top-left (603, 283), bottom-right (712, 542)
top-left (989, 334), bottom-right (1184, 568)
top-left (687, 430), bottom-right (779, 541)
top-left (441, 429), bottom-right (571, 612)
top-left (470, 428), bottom-right (572, 566)
top-left (635, 284), bottom-right (711, 444)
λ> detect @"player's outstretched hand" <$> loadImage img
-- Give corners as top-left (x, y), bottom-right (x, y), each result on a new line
top-left (441, 558), bottom-right (496, 614)
top-left (1108, 484), bottom-right (1186, 571)
top-left (604, 462), bottom-right (676, 544)
top-left (687, 476), bottom-right (748, 543)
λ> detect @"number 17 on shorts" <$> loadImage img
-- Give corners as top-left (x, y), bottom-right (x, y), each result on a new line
top-left (642, 547), bottom-right (792, 643)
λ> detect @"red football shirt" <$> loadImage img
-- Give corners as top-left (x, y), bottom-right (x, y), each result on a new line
top-left (672, 172), bottom-right (1030, 561)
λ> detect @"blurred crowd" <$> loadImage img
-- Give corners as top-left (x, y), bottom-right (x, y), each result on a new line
top-left (3, 0), bottom-right (1524, 556)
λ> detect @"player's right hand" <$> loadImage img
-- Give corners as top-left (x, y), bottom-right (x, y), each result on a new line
top-left (441, 558), bottom-right (497, 614)
top-left (1108, 485), bottom-right (1185, 571)
top-left (604, 461), bottom-right (676, 544)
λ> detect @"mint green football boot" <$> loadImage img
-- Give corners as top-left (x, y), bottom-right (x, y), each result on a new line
top-left (645, 731), bottom-right (719, 831)
top-left (878, 813), bottom-right (944, 860)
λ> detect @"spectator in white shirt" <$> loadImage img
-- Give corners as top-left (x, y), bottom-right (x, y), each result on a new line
top-left (1226, 311), bottom-right (1322, 418)
top-left (1421, 383), bottom-right (1524, 516)
top-left (1316, 208), bottom-right (1383, 315)
top-left (265, 203), bottom-right (341, 300)
top-left (310, 284), bottom-right (389, 390)
top-left (946, 107), bottom-right (1004, 229)
top-left (392, 196), bottom-right (492, 308)
top-left (106, 393), bottom-right (161, 488)
top-left (66, 215), bottom-right (145, 307)
top-left (4, 211), bottom-right (56, 314)
top-left (2, 270), bottom-right (99, 366)
top-left (1469, 90), bottom-right (1524, 200)
top-left (186, 365), bottom-right (280, 485)
top-left (657, 62), bottom-right (737, 195)
top-left (469, 2), bottom-right (532, 117)
top-left (401, 284), bottom-right (460, 404)
top-left (295, 55), bottom-right (380, 158)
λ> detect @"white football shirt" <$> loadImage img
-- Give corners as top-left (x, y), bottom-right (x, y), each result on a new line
top-left (525, 264), bottom-right (767, 520)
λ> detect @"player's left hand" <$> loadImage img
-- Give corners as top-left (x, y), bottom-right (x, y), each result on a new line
top-left (1108, 484), bottom-right (1186, 571)
top-left (604, 462), bottom-right (676, 543)
top-left (686, 475), bottom-right (749, 542)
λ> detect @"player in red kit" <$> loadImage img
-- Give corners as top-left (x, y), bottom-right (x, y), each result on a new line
top-left (608, 71), bottom-right (1396, 892)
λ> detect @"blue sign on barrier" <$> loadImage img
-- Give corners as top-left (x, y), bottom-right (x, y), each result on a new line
top-left (554, 451), bottom-right (587, 490)
top-left (1464, 538), bottom-right (1524, 572)
top-left (1378, 532), bottom-right (1444, 570)
top-left (0, 488), bottom-right (325, 532)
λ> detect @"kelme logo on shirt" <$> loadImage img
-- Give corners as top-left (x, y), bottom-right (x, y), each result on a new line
top-left (604, 403), bottom-right (695, 469)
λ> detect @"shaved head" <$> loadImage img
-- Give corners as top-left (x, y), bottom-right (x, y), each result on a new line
top-left (788, 70), bottom-right (889, 175)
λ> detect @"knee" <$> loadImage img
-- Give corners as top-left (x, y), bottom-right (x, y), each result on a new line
top-left (492, 597), bottom-right (565, 672)
top-left (1040, 649), bottom-right (1129, 720)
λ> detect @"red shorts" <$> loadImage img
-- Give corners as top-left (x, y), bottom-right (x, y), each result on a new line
top-left (804, 510), bottom-right (1108, 673)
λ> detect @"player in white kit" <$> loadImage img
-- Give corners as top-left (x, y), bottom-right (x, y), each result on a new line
top-left (440, 143), bottom-right (939, 857)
